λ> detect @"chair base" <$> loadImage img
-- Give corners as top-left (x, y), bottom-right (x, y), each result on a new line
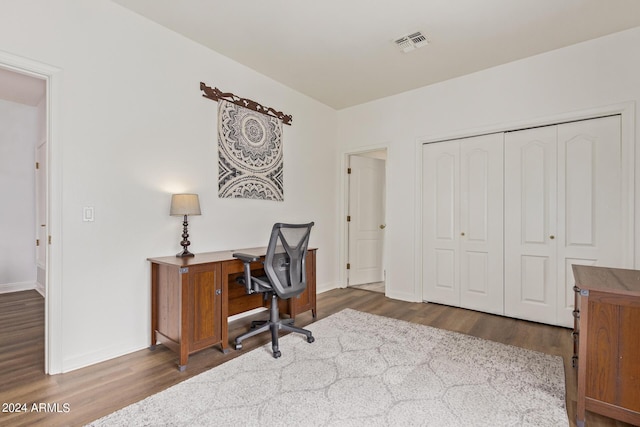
top-left (234, 293), bottom-right (314, 358)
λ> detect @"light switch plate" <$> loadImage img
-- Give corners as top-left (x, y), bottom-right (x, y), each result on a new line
top-left (83, 206), bottom-right (94, 222)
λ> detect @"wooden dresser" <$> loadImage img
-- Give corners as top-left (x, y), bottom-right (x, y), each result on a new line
top-left (572, 265), bottom-right (640, 427)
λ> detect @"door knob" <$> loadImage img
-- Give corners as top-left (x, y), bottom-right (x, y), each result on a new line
top-left (379, 224), bottom-right (386, 229)
top-left (461, 232), bottom-right (465, 236)
top-left (550, 235), bottom-right (555, 240)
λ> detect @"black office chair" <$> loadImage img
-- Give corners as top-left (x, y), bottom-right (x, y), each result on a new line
top-left (232, 222), bottom-right (315, 358)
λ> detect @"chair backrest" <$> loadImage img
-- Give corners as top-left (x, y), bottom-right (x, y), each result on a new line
top-left (264, 222), bottom-right (314, 299)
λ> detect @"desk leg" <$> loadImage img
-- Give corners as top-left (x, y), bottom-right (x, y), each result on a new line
top-left (221, 268), bottom-right (229, 352)
top-left (150, 263), bottom-right (159, 348)
top-left (178, 342), bottom-right (190, 370)
top-left (576, 296), bottom-right (588, 427)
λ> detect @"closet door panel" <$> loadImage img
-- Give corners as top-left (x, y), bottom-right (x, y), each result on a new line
top-left (522, 144), bottom-right (548, 243)
top-left (556, 115), bottom-right (623, 326)
top-left (505, 126), bottom-right (557, 323)
top-left (423, 141), bottom-right (460, 305)
top-left (459, 133), bottom-right (504, 314)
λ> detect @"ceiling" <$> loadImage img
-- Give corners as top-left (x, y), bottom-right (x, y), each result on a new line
top-left (112, 0), bottom-right (640, 109)
top-left (0, 67), bottom-right (45, 107)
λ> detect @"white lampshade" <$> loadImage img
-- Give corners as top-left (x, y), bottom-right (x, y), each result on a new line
top-left (170, 194), bottom-right (201, 216)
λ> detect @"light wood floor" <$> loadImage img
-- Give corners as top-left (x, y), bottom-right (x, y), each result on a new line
top-left (0, 289), bottom-right (633, 427)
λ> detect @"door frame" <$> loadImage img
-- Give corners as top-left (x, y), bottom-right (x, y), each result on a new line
top-left (35, 139), bottom-right (47, 296)
top-left (0, 51), bottom-right (63, 374)
top-left (415, 101), bottom-right (636, 303)
top-left (339, 146), bottom-right (389, 291)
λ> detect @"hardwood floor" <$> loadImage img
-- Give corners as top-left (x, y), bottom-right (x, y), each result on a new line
top-left (348, 281), bottom-right (385, 293)
top-left (0, 289), bottom-right (633, 427)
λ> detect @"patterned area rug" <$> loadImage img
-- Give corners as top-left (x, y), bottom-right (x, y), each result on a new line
top-left (88, 309), bottom-right (567, 426)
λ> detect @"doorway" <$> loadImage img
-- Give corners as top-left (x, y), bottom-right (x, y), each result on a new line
top-left (345, 149), bottom-right (387, 294)
top-left (0, 67), bottom-right (46, 297)
top-left (0, 58), bottom-right (54, 373)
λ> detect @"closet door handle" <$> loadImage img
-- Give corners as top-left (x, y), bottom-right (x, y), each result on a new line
top-left (460, 232), bottom-right (465, 236)
top-left (550, 235), bottom-right (555, 240)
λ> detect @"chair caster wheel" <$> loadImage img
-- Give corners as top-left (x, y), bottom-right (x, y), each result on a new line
top-left (272, 350), bottom-right (281, 358)
top-left (235, 343), bottom-right (242, 350)
top-left (307, 336), bottom-right (315, 343)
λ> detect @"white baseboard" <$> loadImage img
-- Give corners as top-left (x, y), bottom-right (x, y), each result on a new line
top-left (385, 289), bottom-right (421, 303)
top-left (317, 281), bottom-right (342, 294)
top-left (0, 281), bottom-right (36, 294)
top-left (228, 307), bottom-right (268, 323)
top-left (35, 282), bottom-right (46, 297)
top-left (62, 342), bottom-right (147, 373)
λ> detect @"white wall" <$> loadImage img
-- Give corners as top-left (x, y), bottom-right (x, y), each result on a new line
top-left (0, 99), bottom-right (38, 291)
top-left (0, 0), bottom-right (339, 372)
top-left (337, 27), bottom-right (640, 302)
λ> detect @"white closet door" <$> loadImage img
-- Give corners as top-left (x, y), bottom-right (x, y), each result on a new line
top-left (505, 116), bottom-right (624, 326)
top-left (459, 134), bottom-right (504, 314)
top-left (423, 140), bottom-right (460, 305)
top-left (423, 134), bottom-right (503, 311)
top-left (504, 126), bottom-right (558, 323)
top-left (556, 115), bottom-right (623, 327)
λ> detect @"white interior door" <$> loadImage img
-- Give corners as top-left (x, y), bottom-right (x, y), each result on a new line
top-left (504, 126), bottom-right (558, 323)
top-left (423, 140), bottom-right (460, 305)
top-left (348, 155), bottom-right (386, 286)
top-left (459, 133), bottom-right (504, 314)
top-left (556, 115), bottom-right (623, 327)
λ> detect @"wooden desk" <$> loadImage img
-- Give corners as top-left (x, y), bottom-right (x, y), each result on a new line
top-left (148, 247), bottom-right (317, 371)
top-left (572, 265), bottom-right (640, 427)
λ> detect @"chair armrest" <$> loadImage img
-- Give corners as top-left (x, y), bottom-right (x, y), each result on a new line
top-left (233, 252), bottom-right (261, 295)
top-left (233, 252), bottom-right (260, 264)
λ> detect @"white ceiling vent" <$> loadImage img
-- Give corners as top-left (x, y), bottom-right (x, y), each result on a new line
top-left (394, 31), bottom-right (429, 53)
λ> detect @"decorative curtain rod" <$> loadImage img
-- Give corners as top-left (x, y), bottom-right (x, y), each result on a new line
top-left (200, 82), bottom-right (292, 126)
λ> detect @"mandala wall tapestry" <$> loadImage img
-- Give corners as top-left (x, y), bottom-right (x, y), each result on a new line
top-left (217, 99), bottom-right (284, 201)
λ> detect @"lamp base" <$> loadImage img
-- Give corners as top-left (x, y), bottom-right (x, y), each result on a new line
top-left (176, 214), bottom-right (195, 257)
top-left (176, 249), bottom-right (195, 258)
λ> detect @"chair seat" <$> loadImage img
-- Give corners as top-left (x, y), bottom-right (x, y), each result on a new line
top-left (238, 275), bottom-right (273, 294)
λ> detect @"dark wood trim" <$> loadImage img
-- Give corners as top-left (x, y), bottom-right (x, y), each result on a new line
top-left (200, 82), bottom-right (292, 125)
